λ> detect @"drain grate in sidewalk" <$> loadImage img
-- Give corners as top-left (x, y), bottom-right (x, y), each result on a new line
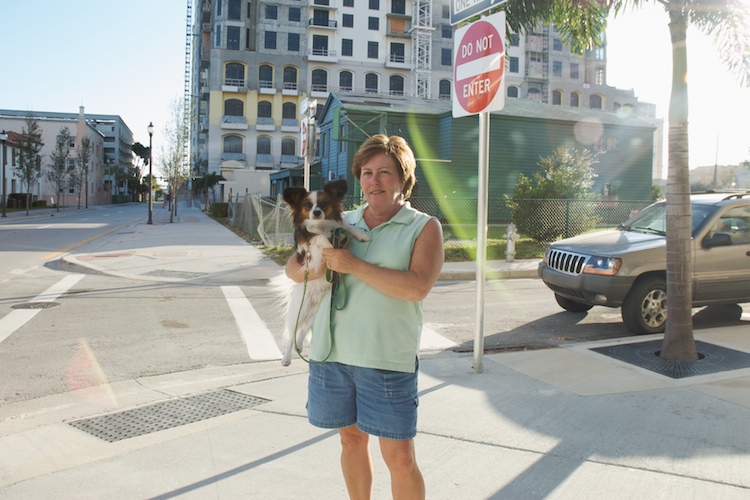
top-left (67, 389), bottom-right (270, 442)
top-left (591, 340), bottom-right (750, 379)
top-left (142, 269), bottom-right (207, 279)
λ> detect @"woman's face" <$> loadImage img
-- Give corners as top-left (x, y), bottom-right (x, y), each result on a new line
top-left (359, 152), bottom-right (405, 211)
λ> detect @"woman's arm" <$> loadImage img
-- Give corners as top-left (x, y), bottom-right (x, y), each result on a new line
top-left (322, 218), bottom-right (444, 301)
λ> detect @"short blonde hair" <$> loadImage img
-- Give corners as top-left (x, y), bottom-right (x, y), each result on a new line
top-left (351, 134), bottom-right (417, 199)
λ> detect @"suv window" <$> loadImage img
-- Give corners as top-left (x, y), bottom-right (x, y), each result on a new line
top-left (624, 203), bottom-right (717, 237)
top-left (709, 206), bottom-right (750, 245)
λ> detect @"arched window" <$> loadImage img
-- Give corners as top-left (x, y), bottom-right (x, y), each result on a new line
top-left (339, 71), bottom-right (353, 92)
top-left (590, 94), bottom-right (603, 109)
top-left (552, 90), bottom-right (563, 105)
top-left (281, 137), bottom-right (296, 156)
top-left (507, 86), bottom-right (519, 98)
top-left (258, 101), bottom-right (272, 118)
top-left (439, 79), bottom-right (451, 100)
top-left (223, 135), bottom-right (243, 153)
top-left (259, 64), bottom-right (273, 88)
top-left (389, 75), bottom-right (404, 95)
top-left (283, 66), bottom-right (297, 90)
top-left (570, 92), bottom-right (580, 107)
top-left (224, 98), bottom-right (244, 116)
top-left (312, 69), bottom-right (328, 92)
top-left (257, 136), bottom-right (271, 155)
top-left (282, 102), bottom-right (296, 119)
top-left (527, 87), bottom-right (541, 101)
top-left (365, 73), bottom-right (379, 93)
top-left (225, 62), bottom-right (245, 86)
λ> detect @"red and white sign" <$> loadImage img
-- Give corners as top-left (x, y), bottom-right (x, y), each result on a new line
top-left (452, 11), bottom-right (506, 118)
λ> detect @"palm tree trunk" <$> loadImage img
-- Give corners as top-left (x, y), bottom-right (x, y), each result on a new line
top-left (660, 3), bottom-right (698, 362)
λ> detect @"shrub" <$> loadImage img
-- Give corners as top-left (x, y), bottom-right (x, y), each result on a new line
top-left (209, 202), bottom-right (228, 218)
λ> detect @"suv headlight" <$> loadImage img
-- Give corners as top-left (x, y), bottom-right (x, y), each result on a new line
top-left (583, 256), bottom-right (622, 276)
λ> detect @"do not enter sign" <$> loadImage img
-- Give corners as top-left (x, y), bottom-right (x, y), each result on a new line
top-left (452, 11), bottom-right (506, 118)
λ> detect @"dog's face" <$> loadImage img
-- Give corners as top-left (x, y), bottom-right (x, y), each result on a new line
top-left (284, 179), bottom-right (348, 227)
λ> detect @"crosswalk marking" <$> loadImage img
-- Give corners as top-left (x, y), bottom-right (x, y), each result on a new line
top-left (421, 325), bottom-right (458, 350)
top-left (221, 286), bottom-right (283, 361)
top-left (0, 274), bottom-right (85, 344)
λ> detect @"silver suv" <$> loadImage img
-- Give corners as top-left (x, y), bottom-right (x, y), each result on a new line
top-left (538, 192), bottom-right (750, 333)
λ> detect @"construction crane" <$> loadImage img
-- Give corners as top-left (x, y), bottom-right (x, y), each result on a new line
top-left (412, 0), bottom-right (433, 99)
top-left (183, 0), bottom-right (193, 184)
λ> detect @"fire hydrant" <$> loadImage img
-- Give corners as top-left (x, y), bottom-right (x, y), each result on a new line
top-left (505, 223), bottom-right (519, 262)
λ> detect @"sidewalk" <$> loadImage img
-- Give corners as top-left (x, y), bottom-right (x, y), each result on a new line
top-left (2, 205), bottom-right (750, 498)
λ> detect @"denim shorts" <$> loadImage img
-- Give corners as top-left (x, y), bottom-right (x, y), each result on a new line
top-left (307, 361), bottom-right (419, 440)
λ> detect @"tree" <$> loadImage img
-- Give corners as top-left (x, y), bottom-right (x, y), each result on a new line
top-left (159, 97), bottom-right (191, 223)
top-left (505, 148), bottom-right (601, 244)
top-left (500, 0), bottom-right (750, 362)
top-left (13, 116), bottom-right (44, 215)
top-left (71, 136), bottom-right (92, 209)
top-left (192, 171), bottom-right (225, 207)
top-left (46, 127), bottom-right (73, 212)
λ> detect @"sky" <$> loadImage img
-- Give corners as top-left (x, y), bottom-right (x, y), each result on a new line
top-left (1, 1), bottom-right (749, 173)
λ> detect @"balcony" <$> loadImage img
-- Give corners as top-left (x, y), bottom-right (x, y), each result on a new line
top-left (281, 118), bottom-right (300, 132)
top-left (385, 53), bottom-right (410, 69)
top-left (280, 155), bottom-right (301, 167)
top-left (308, 48), bottom-right (338, 63)
top-left (256, 117), bottom-right (276, 132)
top-left (259, 80), bottom-right (277, 94)
top-left (310, 0), bottom-right (337, 10)
top-left (221, 115), bottom-right (248, 130)
top-left (222, 78), bottom-right (246, 92)
top-left (309, 18), bottom-right (337, 29)
top-left (282, 81), bottom-right (299, 96)
top-left (310, 84), bottom-right (329, 99)
top-left (255, 154), bottom-right (275, 169)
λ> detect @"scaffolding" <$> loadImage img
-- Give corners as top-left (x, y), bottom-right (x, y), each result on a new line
top-left (183, 0), bottom-right (193, 176)
top-left (411, 0), bottom-right (433, 99)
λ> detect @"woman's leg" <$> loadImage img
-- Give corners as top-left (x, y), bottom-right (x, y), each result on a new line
top-left (379, 437), bottom-right (425, 500)
top-left (339, 424), bottom-right (373, 500)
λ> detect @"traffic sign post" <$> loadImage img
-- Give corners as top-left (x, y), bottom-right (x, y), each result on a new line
top-left (450, 11), bottom-right (506, 373)
top-left (450, 0), bottom-right (508, 26)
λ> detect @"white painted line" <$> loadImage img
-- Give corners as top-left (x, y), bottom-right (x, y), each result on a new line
top-left (221, 286), bottom-right (282, 361)
top-left (0, 274), bottom-right (85, 344)
top-left (421, 325), bottom-right (457, 350)
top-left (455, 53), bottom-right (502, 81)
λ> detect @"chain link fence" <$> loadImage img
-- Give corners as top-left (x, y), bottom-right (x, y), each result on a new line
top-left (226, 194), bottom-right (654, 247)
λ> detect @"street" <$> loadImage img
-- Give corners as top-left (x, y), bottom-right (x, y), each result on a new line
top-left (1, 204), bottom-right (747, 406)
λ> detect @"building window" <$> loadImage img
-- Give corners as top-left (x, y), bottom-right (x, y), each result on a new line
top-left (223, 135), bottom-right (243, 153)
top-left (570, 92), bottom-right (580, 107)
top-left (312, 68), bottom-right (328, 92)
top-left (442, 4), bottom-right (449, 18)
top-left (590, 94), bottom-right (603, 109)
top-left (509, 33), bottom-right (519, 46)
top-left (367, 41), bottom-right (378, 59)
top-left (288, 7), bottom-right (300, 22)
top-left (509, 56), bottom-right (519, 73)
top-left (265, 31), bottom-right (277, 49)
top-left (343, 14), bottom-right (354, 27)
top-left (507, 86), bottom-right (519, 98)
top-left (552, 61), bottom-right (562, 77)
top-left (553, 38), bottom-right (562, 51)
top-left (570, 63), bottom-right (579, 80)
top-left (595, 46), bottom-right (605, 60)
top-left (390, 42), bottom-right (405, 63)
top-left (257, 136), bottom-right (271, 155)
top-left (282, 102), bottom-right (296, 119)
top-left (365, 73), bottom-right (379, 93)
top-left (339, 71), bottom-right (353, 91)
top-left (259, 64), bottom-right (273, 87)
top-left (227, 26), bottom-right (240, 50)
top-left (281, 137), bottom-right (296, 156)
top-left (225, 62), bottom-right (245, 86)
top-left (527, 87), bottom-right (541, 101)
top-left (441, 48), bottom-right (451, 66)
top-left (228, 0), bottom-right (241, 19)
top-left (312, 34), bottom-right (329, 56)
top-left (392, 0), bottom-right (405, 14)
top-left (552, 90), bottom-right (562, 105)
top-left (369, 0), bottom-right (379, 9)
top-left (288, 32), bottom-right (300, 52)
top-left (343, 0), bottom-right (354, 6)
top-left (439, 79), bottom-right (451, 100)
top-left (442, 25), bottom-right (452, 38)
top-left (369, 17), bottom-right (379, 30)
top-left (216, 0), bottom-right (222, 16)
top-left (224, 99), bottom-right (244, 116)
top-left (595, 66), bottom-right (605, 85)
top-left (214, 25), bottom-right (222, 47)
top-left (258, 101), bottom-right (272, 118)
top-left (283, 66), bottom-right (298, 89)
top-left (342, 38), bottom-right (353, 56)
top-left (266, 5), bottom-right (278, 19)
top-left (389, 75), bottom-right (404, 95)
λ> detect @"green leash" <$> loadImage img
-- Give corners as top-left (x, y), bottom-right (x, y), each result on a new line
top-left (294, 228), bottom-right (350, 365)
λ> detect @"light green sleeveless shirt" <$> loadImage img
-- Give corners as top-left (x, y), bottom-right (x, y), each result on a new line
top-left (310, 202), bottom-right (435, 373)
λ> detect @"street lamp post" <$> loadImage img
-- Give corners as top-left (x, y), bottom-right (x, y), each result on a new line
top-left (147, 122), bottom-right (154, 224)
top-left (0, 130), bottom-right (7, 218)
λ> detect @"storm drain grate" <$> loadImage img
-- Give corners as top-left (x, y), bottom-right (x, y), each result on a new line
top-left (591, 340), bottom-right (750, 379)
top-left (141, 269), bottom-right (207, 279)
top-left (67, 389), bottom-right (270, 442)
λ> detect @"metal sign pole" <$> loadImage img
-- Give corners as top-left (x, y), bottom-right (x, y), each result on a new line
top-left (474, 111), bottom-right (490, 373)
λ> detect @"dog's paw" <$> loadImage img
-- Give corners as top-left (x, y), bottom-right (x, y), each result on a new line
top-left (281, 355), bottom-right (292, 366)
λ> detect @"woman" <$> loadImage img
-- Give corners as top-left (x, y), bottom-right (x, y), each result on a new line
top-left (284, 134), bottom-right (443, 499)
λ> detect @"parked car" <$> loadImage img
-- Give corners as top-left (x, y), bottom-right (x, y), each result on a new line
top-left (538, 192), bottom-right (750, 333)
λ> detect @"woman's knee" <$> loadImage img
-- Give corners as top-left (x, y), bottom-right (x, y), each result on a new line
top-left (339, 425), bottom-right (369, 450)
top-left (380, 438), bottom-right (417, 470)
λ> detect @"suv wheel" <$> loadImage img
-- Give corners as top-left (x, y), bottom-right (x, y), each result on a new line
top-left (555, 293), bottom-right (594, 313)
top-left (622, 276), bottom-right (667, 334)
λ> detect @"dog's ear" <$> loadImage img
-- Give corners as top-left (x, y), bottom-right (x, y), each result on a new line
top-left (283, 187), bottom-right (308, 206)
top-left (324, 179), bottom-right (348, 199)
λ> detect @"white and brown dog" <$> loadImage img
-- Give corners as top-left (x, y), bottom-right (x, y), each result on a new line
top-left (271, 179), bottom-right (369, 366)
